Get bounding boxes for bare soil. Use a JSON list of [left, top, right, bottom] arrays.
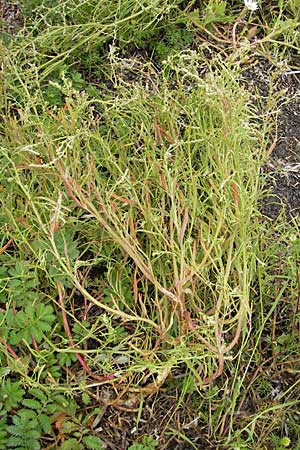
[[0, 0, 23, 35], [242, 58, 300, 219]]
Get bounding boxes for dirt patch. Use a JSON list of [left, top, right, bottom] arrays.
[[0, 0, 23, 35], [85, 384, 211, 450], [242, 58, 300, 219], [265, 70, 300, 219]]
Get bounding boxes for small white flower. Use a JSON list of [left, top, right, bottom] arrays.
[[244, 0, 258, 11]]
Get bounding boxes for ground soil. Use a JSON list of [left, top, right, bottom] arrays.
[[0, 0, 23, 35], [242, 58, 300, 219]]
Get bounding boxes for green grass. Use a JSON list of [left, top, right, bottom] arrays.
[[1, 1, 300, 449]]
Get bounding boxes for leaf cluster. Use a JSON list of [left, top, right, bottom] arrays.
[[0, 380, 104, 449]]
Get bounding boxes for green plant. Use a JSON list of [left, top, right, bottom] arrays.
[[0, 261, 40, 308], [59, 436, 104, 450], [0, 381, 25, 411], [10, 0, 191, 89], [9, 304, 55, 345], [42, 69, 87, 106], [152, 26, 194, 61], [31, 228, 79, 287], [187, 0, 232, 29], [0, 378, 105, 449], [128, 436, 158, 450], [271, 435, 291, 449], [0, 416, 8, 450], [1, 1, 300, 448], [6, 409, 42, 450]]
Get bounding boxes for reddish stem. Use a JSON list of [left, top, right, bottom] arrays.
[[31, 335, 39, 352], [0, 238, 13, 255], [1, 338, 20, 360], [57, 283, 112, 382]]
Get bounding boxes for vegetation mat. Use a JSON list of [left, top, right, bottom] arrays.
[[0, 1, 300, 449]]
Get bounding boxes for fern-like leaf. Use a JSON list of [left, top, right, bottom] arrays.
[[28, 388, 47, 403], [0, 416, 8, 450], [59, 438, 83, 450], [38, 413, 51, 434], [7, 409, 41, 450], [0, 381, 24, 410], [82, 435, 104, 450], [22, 399, 42, 410], [9, 304, 55, 345]]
